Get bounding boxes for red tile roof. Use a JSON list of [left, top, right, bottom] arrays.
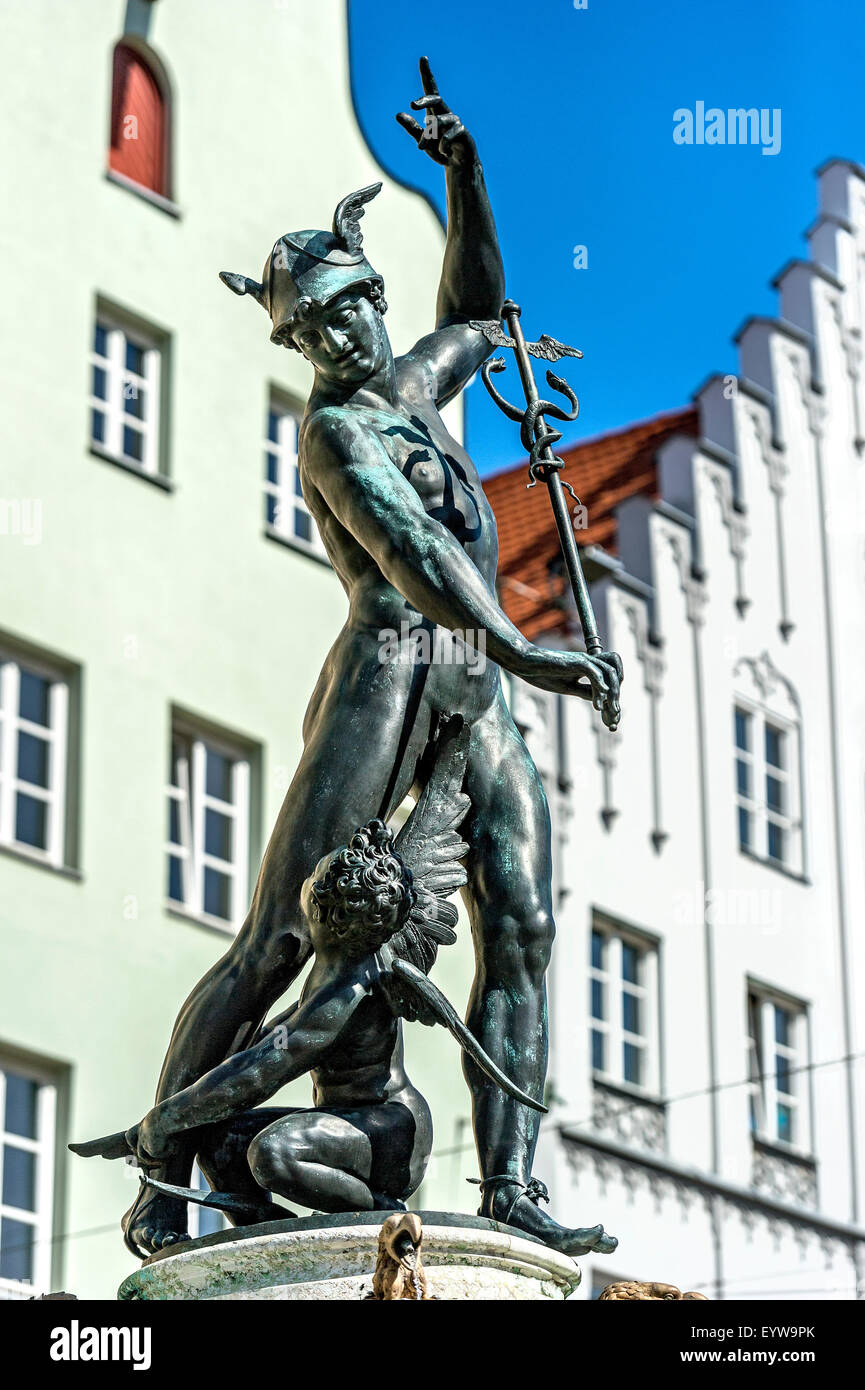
[[484, 407, 699, 640]]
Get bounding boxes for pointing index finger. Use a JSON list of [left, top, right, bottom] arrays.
[[419, 55, 439, 95]]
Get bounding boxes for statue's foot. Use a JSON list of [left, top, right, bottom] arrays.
[[480, 1179, 617, 1258], [121, 1186, 189, 1259]]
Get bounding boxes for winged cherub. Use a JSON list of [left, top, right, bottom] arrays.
[[73, 719, 546, 1250]]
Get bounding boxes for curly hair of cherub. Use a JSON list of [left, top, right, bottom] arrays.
[[310, 819, 415, 957]]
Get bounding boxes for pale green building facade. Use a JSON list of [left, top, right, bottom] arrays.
[[0, 0, 475, 1299]]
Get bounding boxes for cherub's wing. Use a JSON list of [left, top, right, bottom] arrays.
[[388, 960, 546, 1114], [468, 319, 515, 350], [392, 715, 470, 973], [525, 334, 583, 362]]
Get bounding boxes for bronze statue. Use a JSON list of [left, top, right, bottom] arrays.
[[74, 58, 622, 1261]]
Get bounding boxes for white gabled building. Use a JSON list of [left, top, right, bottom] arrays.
[[487, 158, 865, 1301]]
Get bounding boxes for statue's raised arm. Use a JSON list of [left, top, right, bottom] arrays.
[[396, 57, 505, 408]]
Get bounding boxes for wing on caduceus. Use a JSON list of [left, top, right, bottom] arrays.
[[525, 334, 583, 362], [380, 714, 547, 1114]]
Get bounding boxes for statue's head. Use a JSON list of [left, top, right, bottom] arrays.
[[301, 820, 415, 959], [220, 184, 389, 384]]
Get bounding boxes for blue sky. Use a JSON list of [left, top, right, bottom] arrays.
[[348, 0, 865, 476]]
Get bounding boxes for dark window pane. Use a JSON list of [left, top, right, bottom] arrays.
[[294, 509, 312, 544], [167, 855, 184, 903], [17, 733, 49, 789], [776, 1055, 791, 1095], [766, 774, 784, 814], [203, 867, 231, 920], [122, 425, 144, 462], [590, 930, 603, 970], [590, 979, 604, 1021], [774, 1007, 790, 1047], [265, 451, 279, 485], [749, 1093, 759, 1133], [265, 493, 280, 527], [267, 410, 279, 444], [768, 821, 785, 862], [591, 1029, 605, 1072], [123, 381, 145, 419], [205, 808, 232, 861], [4, 1074, 38, 1138], [736, 758, 749, 797], [294, 469, 304, 499], [765, 724, 784, 769], [15, 794, 47, 850], [91, 407, 106, 444], [0, 1216, 34, 1283], [19, 671, 50, 726], [623, 992, 641, 1036], [168, 799, 181, 844], [125, 339, 146, 375], [621, 943, 639, 984], [734, 708, 750, 751], [2, 1146, 36, 1211], [93, 322, 108, 357], [205, 749, 232, 802], [623, 1042, 643, 1086], [91, 364, 107, 399], [777, 1103, 793, 1143], [738, 806, 751, 850]]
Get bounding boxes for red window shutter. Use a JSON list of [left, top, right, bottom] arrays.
[[109, 44, 166, 197]]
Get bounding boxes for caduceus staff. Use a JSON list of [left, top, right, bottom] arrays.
[[471, 300, 620, 730]]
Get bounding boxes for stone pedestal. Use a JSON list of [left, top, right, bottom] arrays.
[[118, 1211, 580, 1301]]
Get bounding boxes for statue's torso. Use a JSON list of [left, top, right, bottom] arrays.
[[299, 381, 502, 719]]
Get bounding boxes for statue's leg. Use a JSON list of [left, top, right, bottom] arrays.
[[247, 1100, 427, 1213], [195, 1108, 292, 1221], [123, 652, 434, 1255], [461, 693, 617, 1258]]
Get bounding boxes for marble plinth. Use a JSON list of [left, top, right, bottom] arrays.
[[118, 1211, 580, 1301]]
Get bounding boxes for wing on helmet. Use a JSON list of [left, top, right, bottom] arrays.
[[387, 959, 546, 1114], [332, 182, 383, 255]]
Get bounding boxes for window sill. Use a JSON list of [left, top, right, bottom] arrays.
[[105, 169, 181, 219], [738, 846, 810, 884], [752, 1134, 816, 1167], [165, 902, 238, 938], [0, 839, 82, 881], [592, 1075, 666, 1110], [89, 444, 174, 491], [263, 525, 331, 568]]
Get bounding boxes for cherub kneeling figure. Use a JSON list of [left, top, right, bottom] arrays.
[[74, 720, 543, 1245]]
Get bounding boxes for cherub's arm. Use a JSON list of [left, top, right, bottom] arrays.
[[134, 970, 369, 1160]]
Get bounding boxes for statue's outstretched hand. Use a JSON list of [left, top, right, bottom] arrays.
[[396, 56, 476, 167], [126, 1109, 176, 1168]]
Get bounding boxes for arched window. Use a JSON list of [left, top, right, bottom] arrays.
[[733, 652, 804, 875], [108, 42, 168, 198]]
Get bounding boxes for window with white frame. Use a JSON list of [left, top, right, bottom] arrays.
[[90, 313, 162, 475], [188, 1161, 228, 1240], [733, 656, 803, 873], [0, 1058, 57, 1298], [0, 655, 68, 867], [263, 398, 326, 559], [747, 987, 810, 1151], [166, 724, 250, 928], [589, 920, 660, 1093]]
